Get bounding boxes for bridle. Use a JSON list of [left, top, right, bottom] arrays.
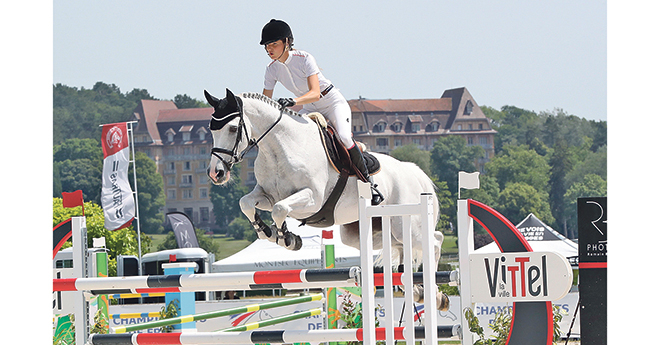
[[209, 99, 285, 170]]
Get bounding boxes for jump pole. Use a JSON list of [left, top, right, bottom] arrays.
[[112, 293, 324, 334], [219, 307, 323, 332], [53, 267, 360, 293], [89, 325, 459, 345]]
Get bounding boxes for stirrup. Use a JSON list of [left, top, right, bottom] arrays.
[[369, 178, 384, 205]]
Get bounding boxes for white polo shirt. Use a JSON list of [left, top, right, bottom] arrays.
[[264, 50, 333, 98]]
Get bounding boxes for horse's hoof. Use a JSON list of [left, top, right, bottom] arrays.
[[277, 232, 303, 251], [438, 292, 450, 311]]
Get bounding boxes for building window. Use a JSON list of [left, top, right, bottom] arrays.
[[391, 122, 402, 133], [411, 123, 421, 133], [167, 162, 175, 171], [200, 207, 210, 222], [182, 132, 191, 141], [184, 208, 193, 219], [480, 136, 489, 145], [197, 127, 208, 140], [412, 138, 421, 146], [167, 189, 177, 200], [479, 123, 484, 130], [182, 190, 193, 199], [464, 100, 473, 115], [467, 137, 474, 145], [376, 138, 388, 148], [167, 176, 176, 186], [373, 121, 387, 133], [394, 139, 402, 147], [427, 121, 440, 132], [183, 161, 191, 171], [199, 188, 208, 199], [181, 174, 193, 186], [166, 129, 176, 142]]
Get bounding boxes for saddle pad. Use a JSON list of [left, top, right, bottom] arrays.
[[311, 115, 380, 176]]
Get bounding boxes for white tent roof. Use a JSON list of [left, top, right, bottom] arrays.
[[212, 218, 371, 273], [474, 213, 579, 266]]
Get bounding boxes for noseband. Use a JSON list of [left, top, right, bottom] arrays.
[[210, 103, 285, 170]]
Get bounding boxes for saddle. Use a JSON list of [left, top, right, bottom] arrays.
[[299, 114, 380, 227], [309, 113, 381, 178]]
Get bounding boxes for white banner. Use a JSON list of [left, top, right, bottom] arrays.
[[469, 251, 573, 303], [101, 123, 135, 231]]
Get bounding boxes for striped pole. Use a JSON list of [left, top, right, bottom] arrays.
[[112, 293, 324, 334], [321, 229, 339, 345], [108, 293, 166, 299], [111, 312, 161, 320], [219, 308, 322, 332], [54, 267, 359, 294], [72, 270, 457, 296], [89, 325, 460, 345]]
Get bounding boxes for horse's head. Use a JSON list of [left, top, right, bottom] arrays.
[[204, 89, 250, 185]]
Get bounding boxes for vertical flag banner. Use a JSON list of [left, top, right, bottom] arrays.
[[166, 212, 200, 248], [101, 123, 136, 230]]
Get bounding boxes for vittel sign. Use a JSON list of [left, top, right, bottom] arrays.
[[469, 251, 573, 303]]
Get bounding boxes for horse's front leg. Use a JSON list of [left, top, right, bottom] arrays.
[[239, 185, 276, 241], [270, 188, 316, 251]]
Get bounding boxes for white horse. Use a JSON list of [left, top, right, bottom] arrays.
[[205, 89, 447, 309]]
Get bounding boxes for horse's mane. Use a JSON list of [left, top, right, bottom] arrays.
[[239, 92, 303, 118]]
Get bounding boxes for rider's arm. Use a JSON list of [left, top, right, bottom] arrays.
[[263, 89, 274, 99], [292, 73, 321, 105]]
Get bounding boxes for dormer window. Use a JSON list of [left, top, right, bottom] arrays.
[[427, 121, 440, 132], [179, 125, 193, 142], [391, 122, 403, 133], [464, 100, 473, 115], [165, 128, 176, 142], [197, 127, 208, 140], [373, 121, 387, 133]]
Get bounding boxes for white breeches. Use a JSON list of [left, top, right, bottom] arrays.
[[300, 89, 354, 148]]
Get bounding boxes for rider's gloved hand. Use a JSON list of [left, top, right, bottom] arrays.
[[277, 98, 296, 108]]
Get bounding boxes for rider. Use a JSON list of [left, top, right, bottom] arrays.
[[260, 19, 383, 205]]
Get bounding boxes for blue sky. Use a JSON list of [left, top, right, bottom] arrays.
[[53, 1, 607, 121]]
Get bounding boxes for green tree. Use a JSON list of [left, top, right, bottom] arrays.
[[548, 139, 576, 235], [485, 144, 550, 193], [390, 144, 431, 175], [563, 174, 607, 239], [174, 94, 207, 109], [129, 152, 166, 234], [430, 135, 484, 196], [53, 138, 104, 203], [565, 145, 607, 187], [497, 182, 554, 226], [54, 198, 151, 276], [157, 228, 220, 258]]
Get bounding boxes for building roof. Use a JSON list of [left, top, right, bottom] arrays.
[[158, 107, 214, 122], [349, 98, 452, 113], [133, 100, 178, 144], [350, 87, 494, 135]]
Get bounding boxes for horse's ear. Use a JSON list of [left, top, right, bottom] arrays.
[[225, 88, 238, 109], [204, 90, 220, 108]]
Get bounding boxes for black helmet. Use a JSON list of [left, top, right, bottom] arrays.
[[260, 19, 293, 45]]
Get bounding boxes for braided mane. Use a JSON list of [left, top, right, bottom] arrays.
[[239, 92, 303, 118]]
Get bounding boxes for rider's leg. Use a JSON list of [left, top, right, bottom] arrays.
[[321, 96, 384, 205]]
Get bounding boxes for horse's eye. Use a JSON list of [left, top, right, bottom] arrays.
[[228, 125, 238, 133]]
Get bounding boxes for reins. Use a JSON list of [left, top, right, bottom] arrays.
[[210, 103, 285, 167]]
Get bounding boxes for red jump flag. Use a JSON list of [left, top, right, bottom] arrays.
[[62, 190, 85, 215]]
